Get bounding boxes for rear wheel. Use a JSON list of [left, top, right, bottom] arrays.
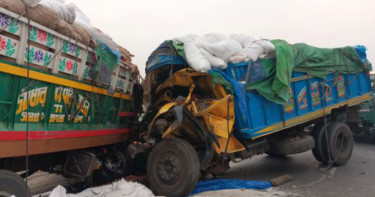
[[327, 122, 353, 166], [267, 135, 315, 156], [312, 123, 329, 163], [147, 138, 200, 196], [312, 122, 353, 166], [0, 170, 30, 197]]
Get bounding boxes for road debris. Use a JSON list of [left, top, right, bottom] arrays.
[[49, 179, 154, 197], [269, 175, 293, 187]]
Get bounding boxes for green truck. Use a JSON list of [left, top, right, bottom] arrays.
[[349, 74, 375, 141], [0, 5, 139, 196]]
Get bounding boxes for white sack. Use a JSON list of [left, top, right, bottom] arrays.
[[49, 179, 154, 197], [184, 42, 211, 72], [200, 48, 226, 69], [40, 0, 76, 24], [255, 40, 275, 54], [174, 34, 200, 43], [193, 39, 210, 48], [230, 34, 255, 48], [71, 3, 117, 52], [207, 39, 243, 61], [242, 40, 275, 61], [71, 3, 91, 28], [229, 53, 247, 64], [204, 33, 228, 43], [22, 0, 41, 7], [242, 43, 264, 61]]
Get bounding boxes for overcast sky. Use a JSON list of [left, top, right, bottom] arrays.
[[68, 0, 375, 77]]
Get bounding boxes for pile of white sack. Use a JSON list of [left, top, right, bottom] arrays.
[[49, 179, 154, 197], [174, 33, 275, 72], [23, 0, 119, 52]]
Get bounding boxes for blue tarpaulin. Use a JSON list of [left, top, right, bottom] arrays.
[[208, 69, 249, 128], [189, 179, 271, 195], [355, 45, 370, 64]]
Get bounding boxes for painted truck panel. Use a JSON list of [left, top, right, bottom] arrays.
[[226, 62, 372, 139], [0, 9, 137, 158]]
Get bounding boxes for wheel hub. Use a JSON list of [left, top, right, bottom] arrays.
[[104, 152, 125, 173], [157, 152, 181, 184]]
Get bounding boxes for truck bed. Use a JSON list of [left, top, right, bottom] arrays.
[[226, 62, 372, 139]]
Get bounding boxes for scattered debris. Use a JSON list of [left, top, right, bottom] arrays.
[[270, 175, 293, 187], [192, 188, 294, 197], [49, 179, 154, 197], [125, 175, 147, 183], [189, 179, 271, 196]]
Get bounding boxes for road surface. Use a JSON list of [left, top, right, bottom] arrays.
[[223, 137, 375, 197]]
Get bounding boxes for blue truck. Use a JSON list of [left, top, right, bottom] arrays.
[[139, 40, 372, 196]]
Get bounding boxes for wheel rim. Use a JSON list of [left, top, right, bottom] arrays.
[[157, 152, 182, 184]]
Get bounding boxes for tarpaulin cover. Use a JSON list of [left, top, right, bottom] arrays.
[[94, 45, 117, 90], [172, 40, 186, 60], [146, 41, 186, 73], [189, 179, 271, 195], [246, 40, 372, 104], [94, 45, 117, 71], [208, 69, 249, 129], [355, 45, 370, 64]]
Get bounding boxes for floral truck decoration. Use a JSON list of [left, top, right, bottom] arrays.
[[0, 1, 140, 195]]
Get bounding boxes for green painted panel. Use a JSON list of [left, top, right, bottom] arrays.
[[13, 78, 49, 131], [0, 73, 132, 132], [0, 72, 14, 130]]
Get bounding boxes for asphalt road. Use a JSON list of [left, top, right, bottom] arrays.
[[223, 137, 375, 197]]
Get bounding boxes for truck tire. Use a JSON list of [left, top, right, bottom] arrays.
[[0, 170, 31, 197], [147, 138, 200, 196], [311, 123, 329, 163], [267, 135, 315, 155], [326, 122, 353, 166]]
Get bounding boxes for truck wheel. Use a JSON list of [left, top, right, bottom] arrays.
[[0, 170, 31, 197], [326, 122, 353, 166], [312, 123, 329, 163], [267, 135, 315, 155], [147, 138, 200, 196]]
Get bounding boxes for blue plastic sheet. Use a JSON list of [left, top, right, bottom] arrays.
[[245, 60, 267, 84], [98, 40, 121, 64], [355, 45, 369, 64], [189, 179, 271, 195], [208, 69, 249, 127]]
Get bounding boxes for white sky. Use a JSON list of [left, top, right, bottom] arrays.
[[69, 0, 375, 77]]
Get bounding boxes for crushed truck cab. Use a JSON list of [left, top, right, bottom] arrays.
[[139, 39, 372, 196]]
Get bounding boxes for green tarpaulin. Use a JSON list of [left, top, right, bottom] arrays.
[[94, 45, 117, 72], [172, 41, 186, 60], [94, 45, 117, 86], [246, 40, 372, 104]]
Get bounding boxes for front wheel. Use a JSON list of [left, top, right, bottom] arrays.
[[147, 138, 200, 196]]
